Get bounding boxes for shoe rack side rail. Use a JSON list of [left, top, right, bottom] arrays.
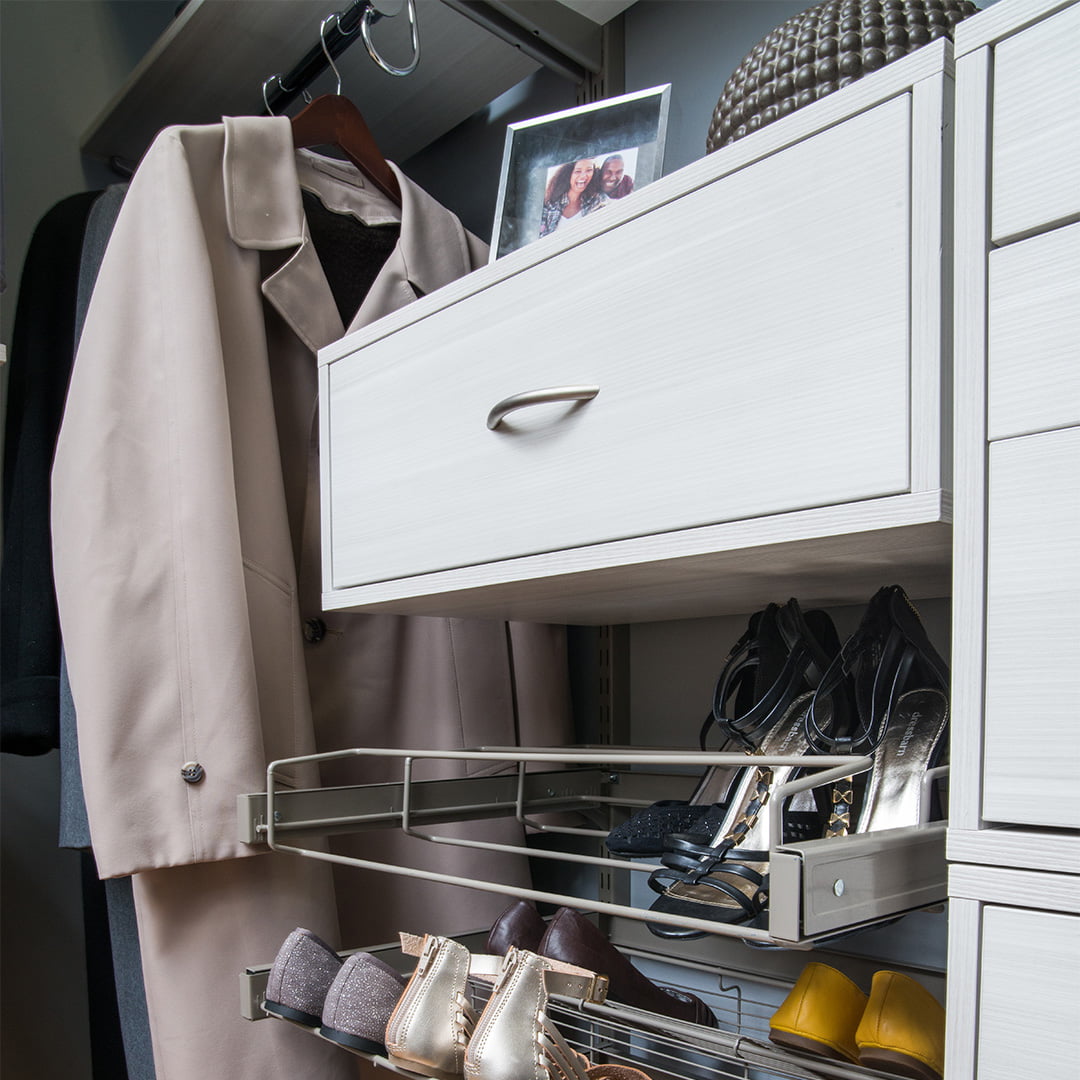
[[239, 745, 949, 947]]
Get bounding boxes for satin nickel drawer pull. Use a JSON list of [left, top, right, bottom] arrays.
[[486, 385, 600, 430]]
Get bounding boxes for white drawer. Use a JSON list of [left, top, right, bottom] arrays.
[[324, 96, 915, 592], [984, 427, 1080, 829], [991, 0, 1080, 243], [987, 221, 1080, 440], [977, 906, 1079, 1078]]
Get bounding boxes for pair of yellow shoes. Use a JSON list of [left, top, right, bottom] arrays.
[[768, 963, 945, 1080]]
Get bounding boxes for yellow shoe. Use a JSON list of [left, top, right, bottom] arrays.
[[855, 970, 945, 1080], [768, 962, 867, 1064]]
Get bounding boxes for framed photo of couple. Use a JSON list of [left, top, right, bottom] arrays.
[[489, 84, 671, 263]]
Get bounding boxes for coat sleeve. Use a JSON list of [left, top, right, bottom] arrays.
[[52, 126, 313, 877]]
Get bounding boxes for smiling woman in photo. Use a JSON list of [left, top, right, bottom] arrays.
[[538, 158, 608, 237]]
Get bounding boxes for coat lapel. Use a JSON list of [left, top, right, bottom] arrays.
[[221, 115, 484, 351]]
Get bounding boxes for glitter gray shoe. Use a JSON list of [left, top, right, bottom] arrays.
[[318, 951, 409, 1056], [263, 927, 342, 1028]]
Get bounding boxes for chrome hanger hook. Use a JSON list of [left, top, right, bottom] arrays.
[[320, 12, 347, 95], [362, 0, 420, 78], [262, 74, 287, 115], [262, 73, 311, 114]]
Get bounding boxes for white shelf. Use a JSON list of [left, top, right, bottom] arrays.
[[80, 0, 605, 168]]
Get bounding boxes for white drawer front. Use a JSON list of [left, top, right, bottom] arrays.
[[991, 0, 1080, 243], [988, 221, 1080, 440], [977, 906, 1079, 1078], [984, 428, 1080, 829], [326, 96, 913, 589]]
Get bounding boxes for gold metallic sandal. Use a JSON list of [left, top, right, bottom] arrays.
[[384, 933, 502, 1080]]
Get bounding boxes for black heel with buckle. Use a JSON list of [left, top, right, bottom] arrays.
[[641, 600, 843, 936], [805, 584, 950, 837], [606, 600, 840, 858]]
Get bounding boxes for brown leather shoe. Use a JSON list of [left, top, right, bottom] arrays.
[[539, 907, 717, 1029], [486, 899, 547, 956]]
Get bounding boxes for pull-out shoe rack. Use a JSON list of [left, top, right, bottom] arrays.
[[238, 746, 947, 1080], [240, 927, 944, 1080], [238, 745, 947, 947]]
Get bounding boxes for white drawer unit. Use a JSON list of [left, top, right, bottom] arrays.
[[987, 221, 1080, 440], [329, 97, 911, 585], [983, 427, 1080, 829], [319, 46, 954, 624], [990, 0, 1080, 244], [952, 5, 1080, 1077], [947, 864, 1080, 1079], [977, 906, 1080, 1078]]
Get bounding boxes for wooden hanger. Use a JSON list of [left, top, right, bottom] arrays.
[[287, 11, 402, 206], [291, 93, 401, 205]]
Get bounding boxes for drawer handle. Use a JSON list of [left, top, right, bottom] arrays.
[[486, 385, 600, 430]]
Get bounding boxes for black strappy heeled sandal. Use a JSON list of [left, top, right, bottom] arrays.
[[606, 600, 839, 857], [804, 584, 950, 837], [641, 601, 843, 936], [643, 691, 829, 935]]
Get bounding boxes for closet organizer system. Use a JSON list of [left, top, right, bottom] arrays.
[[82, 1, 1079, 1079], [246, 25, 959, 1080]]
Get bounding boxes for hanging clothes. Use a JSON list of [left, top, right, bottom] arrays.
[[51, 116, 572, 1080], [2, 190, 99, 755]]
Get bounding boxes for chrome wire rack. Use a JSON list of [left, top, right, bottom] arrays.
[[239, 744, 948, 948]]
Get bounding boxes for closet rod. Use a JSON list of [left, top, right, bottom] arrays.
[[264, 0, 379, 114], [264, 0, 595, 116]]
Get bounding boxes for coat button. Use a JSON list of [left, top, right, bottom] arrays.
[[181, 762, 205, 784], [302, 617, 327, 644]]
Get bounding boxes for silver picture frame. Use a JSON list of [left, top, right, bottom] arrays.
[[489, 84, 671, 263]]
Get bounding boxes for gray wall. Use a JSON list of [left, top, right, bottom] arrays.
[[405, 1, 808, 241], [624, 0, 807, 171]]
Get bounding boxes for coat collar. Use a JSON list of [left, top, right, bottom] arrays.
[[221, 115, 479, 352]]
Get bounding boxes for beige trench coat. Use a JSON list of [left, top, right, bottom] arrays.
[[52, 117, 571, 1079]]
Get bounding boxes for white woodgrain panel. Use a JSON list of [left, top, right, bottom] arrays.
[[978, 907, 1080, 1079], [321, 492, 950, 622], [950, 47, 992, 833], [954, 0, 1077, 57], [984, 428, 1080, 828], [944, 898, 981, 1080], [910, 72, 951, 493], [991, 1, 1080, 243], [950, 864, 1080, 912], [326, 96, 913, 590], [949, 827, 1080, 875], [988, 222, 1080, 440]]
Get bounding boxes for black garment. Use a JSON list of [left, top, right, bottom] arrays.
[[1, 191, 100, 755], [301, 188, 400, 323]]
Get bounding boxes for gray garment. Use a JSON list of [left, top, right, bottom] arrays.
[[57, 182, 154, 1080], [59, 182, 128, 848], [58, 649, 91, 848], [105, 876, 156, 1080]]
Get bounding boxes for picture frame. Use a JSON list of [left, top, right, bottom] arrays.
[[489, 84, 671, 263]]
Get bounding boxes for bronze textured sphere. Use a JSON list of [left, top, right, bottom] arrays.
[[707, 0, 980, 152]]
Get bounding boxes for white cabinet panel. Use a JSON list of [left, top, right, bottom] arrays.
[[984, 428, 1080, 828], [988, 222, 1080, 440], [991, 0, 1080, 242], [977, 906, 1080, 1078], [326, 96, 912, 590]]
